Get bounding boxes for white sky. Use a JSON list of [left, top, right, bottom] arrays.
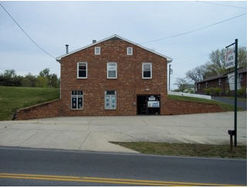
[[0, 1, 247, 89]]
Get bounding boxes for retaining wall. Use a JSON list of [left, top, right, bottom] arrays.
[[14, 99, 61, 120], [14, 98, 224, 120]]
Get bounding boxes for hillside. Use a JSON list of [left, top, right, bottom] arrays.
[[0, 86, 59, 120]]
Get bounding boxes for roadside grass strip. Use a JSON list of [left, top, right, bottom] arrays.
[[0, 173, 240, 186], [112, 142, 246, 159]]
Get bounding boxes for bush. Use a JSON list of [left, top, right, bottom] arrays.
[[225, 89, 231, 96], [237, 88, 246, 97], [204, 87, 222, 96]]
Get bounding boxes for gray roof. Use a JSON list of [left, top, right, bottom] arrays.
[[196, 67, 247, 84]]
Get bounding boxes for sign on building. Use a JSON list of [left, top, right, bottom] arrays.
[[227, 72, 241, 91], [147, 101, 160, 108], [225, 48, 235, 69]]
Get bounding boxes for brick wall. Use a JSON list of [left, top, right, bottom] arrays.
[[164, 98, 223, 115], [59, 37, 168, 116], [14, 97, 224, 120], [14, 99, 61, 120]]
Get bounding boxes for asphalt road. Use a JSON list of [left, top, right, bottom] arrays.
[[0, 146, 246, 185], [212, 96, 247, 110]]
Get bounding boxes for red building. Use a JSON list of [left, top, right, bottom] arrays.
[[56, 35, 172, 115], [195, 68, 247, 96]]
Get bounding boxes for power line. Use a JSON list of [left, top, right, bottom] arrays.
[[0, 3, 56, 60], [198, 1, 246, 10], [142, 13, 246, 44]]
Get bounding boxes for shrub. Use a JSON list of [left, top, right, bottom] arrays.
[[204, 87, 222, 96], [204, 88, 210, 95], [225, 89, 231, 96], [237, 88, 246, 97]]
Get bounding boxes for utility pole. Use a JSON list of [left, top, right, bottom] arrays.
[[169, 64, 172, 91], [234, 39, 238, 147]]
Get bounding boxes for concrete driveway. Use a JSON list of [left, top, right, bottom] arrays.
[[0, 112, 246, 153]]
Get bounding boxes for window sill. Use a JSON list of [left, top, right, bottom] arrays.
[[77, 77, 88, 79], [71, 108, 83, 110], [107, 78, 118, 79], [142, 77, 152, 80]]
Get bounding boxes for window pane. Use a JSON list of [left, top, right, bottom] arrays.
[[78, 97, 82, 109], [108, 70, 116, 78], [144, 71, 151, 77], [106, 90, 115, 95], [72, 97, 77, 109], [105, 91, 116, 109], [105, 96, 110, 109], [144, 64, 150, 71], [79, 65, 86, 70], [78, 63, 87, 78], [95, 47, 100, 54], [108, 64, 116, 70], [79, 70, 86, 77], [111, 95, 116, 109]]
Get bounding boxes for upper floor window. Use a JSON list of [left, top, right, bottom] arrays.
[[95, 47, 101, 55], [71, 90, 83, 110], [142, 63, 152, 79], [107, 62, 117, 79], [77, 62, 88, 79], [127, 47, 133, 55], [105, 90, 116, 110]]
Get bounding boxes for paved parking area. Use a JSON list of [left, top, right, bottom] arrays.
[[0, 112, 246, 153], [212, 97, 247, 110]]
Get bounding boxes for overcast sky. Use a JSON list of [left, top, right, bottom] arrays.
[[0, 1, 247, 89]]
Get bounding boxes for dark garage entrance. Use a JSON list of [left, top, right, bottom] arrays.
[[137, 95, 160, 115]]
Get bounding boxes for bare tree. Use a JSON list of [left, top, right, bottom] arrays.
[[174, 78, 191, 92], [186, 47, 247, 83]]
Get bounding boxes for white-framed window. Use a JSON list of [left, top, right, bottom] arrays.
[[127, 47, 133, 55], [107, 62, 117, 79], [95, 47, 101, 55], [77, 62, 88, 79], [218, 79, 222, 86], [142, 62, 152, 79], [71, 90, 83, 110], [105, 90, 116, 110], [205, 82, 208, 88]]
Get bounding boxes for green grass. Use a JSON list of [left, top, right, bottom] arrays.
[[112, 142, 246, 159], [0, 86, 60, 120], [222, 96, 247, 102], [168, 95, 242, 111]]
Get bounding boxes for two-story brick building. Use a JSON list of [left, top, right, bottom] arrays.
[[56, 35, 172, 115]]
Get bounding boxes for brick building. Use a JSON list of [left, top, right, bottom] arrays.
[[195, 68, 247, 96], [56, 35, 172, 115]]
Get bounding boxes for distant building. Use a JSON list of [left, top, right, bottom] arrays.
[[195, 68, 247, 96]]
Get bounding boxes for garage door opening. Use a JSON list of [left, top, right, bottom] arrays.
[[137, 95, 160, 115]]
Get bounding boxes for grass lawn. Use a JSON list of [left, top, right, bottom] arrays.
[[0, 86, 60, 120], [223, 96, 247, 102], [168, 95, 242, 111], [112, 142, 246, 159]]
